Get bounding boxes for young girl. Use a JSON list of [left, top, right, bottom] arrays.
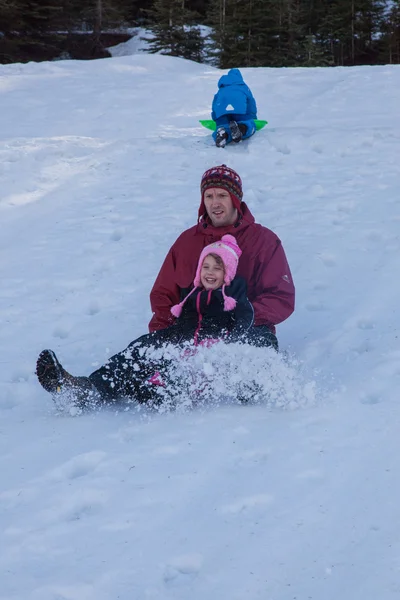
[[36, 235, 274, 409], [168, 234, 253, 343]]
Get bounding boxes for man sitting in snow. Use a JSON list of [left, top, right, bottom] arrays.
[[35, 164, 294, 410], [211, 68, 258, 148], [149, 164, 295, 348]]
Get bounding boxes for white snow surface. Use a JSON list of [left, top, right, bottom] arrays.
[[1, 54, 400, 599], [108, 28, 154, 57]]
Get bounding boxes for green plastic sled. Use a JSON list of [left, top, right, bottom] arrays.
[[199, 119, 268, 131]]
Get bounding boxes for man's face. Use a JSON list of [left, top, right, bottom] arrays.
[[203, 187, 238, 227]]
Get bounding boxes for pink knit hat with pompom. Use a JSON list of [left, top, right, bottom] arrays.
[[171, 235, 242, 318]]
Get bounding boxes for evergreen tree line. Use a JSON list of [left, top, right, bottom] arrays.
[[150, 0, 400, 67], [0, 0, 399, 66], [0, 0, 140, 36], [0, 0, 142, 62]]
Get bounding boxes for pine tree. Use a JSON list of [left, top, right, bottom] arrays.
[[318, 0, 351, 65], [299, 0, 339, 65], [319, 0, 388, 66], [207, 0, 335, 67], [353, 0, 386, 63], [301, 33, 334, 66], [207, 0, 284, 67], [0, 0, 20, 35], [1, 0, 394, 65], [147, 0, 204, 61], [72, 0, 132, 34], [12, 0, 63, 33], [381, 0, 400, 63]]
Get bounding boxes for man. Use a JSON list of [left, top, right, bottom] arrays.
[[150, 164, 295, 348], [35, 164, 294, 408]]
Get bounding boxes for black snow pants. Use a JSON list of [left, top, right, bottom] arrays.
[[88, 325, 278, 404], [89, 327, 184, 403]]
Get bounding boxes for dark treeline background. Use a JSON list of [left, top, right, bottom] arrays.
[[0, 0, 399, 66]]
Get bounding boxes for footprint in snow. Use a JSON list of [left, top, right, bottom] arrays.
[[360, 392, 381, 405], [163, 553, 203, 583], [0, 392, 19, 410], [52, 326, 70, 339], [10, 368, 30, 383], [220, 493, 273, 514], [110, 229, 123, 242], [86, 300, 100, 316], [311, 142, 323, 154], [364, 230, 383, 243], [295, 164, 317, 175], [331, 216, 346, 227], [351, 339, 373, 355], [337, 200, 356, 214], [313, 282, 329, 291], [305, 299, 326, 312], [275, 143, 291, 155], [295, 468, 324, 481], [356, 318, 375, 330], [152, 445, 181, 456], [31, 582, 95, 600], [310, 184, 325, 198], [232, 426, 250, 435], [361, 137, 375, 148], [47, 451, 107, 482], [319, 253, 337, 267], [40, 489, 107, 524], [234, 449, 270, 467]]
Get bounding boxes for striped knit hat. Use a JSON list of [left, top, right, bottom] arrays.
[[199, 164, 243, 220]]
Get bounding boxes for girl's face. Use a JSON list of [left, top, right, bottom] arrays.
[[200, 254, 225, 290]]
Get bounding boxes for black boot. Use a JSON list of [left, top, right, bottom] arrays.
[[216, 127, 229, 148], [229, 120, 242, 143], [36, 349, 101, 409]]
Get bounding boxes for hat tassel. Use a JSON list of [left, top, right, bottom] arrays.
[[170, 303, 183, 318], [222, 284, 237, 311], [171, 286, 198, 318]]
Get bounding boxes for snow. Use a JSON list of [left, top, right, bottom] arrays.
[[1, 54, 400, 599], [108, 26, 215, 63], [108, 28, 154, 57]]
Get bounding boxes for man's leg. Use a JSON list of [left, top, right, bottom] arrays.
[[36, 349, 101, 409], [89, 328, 182, 402], [233, 325, 278, 403], [239, 325, 279, 351]]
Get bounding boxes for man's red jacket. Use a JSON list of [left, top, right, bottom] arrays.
[[149, 203, 295, 334]]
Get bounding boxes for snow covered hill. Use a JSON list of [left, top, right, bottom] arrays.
[[1, 55, 400, 599]]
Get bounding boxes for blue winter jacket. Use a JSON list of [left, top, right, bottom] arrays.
[[211, 68, 257, 121]]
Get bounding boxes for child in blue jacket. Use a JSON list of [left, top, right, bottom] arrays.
[[211, 68, 258, 148]]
